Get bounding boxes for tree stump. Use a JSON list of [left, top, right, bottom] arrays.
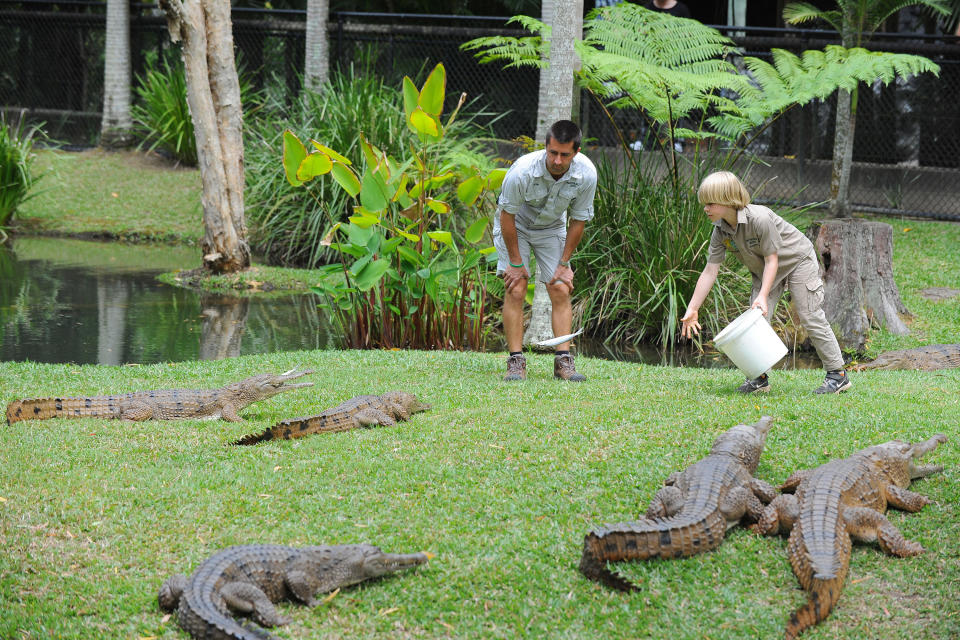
[[523, 267, 555, 349], [805, 219, 911, 351]]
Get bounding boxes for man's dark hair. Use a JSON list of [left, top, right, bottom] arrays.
[[545, 120, 582, 152]]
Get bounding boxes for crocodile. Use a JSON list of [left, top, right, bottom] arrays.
[[5, 369, 313, 424], [158, 543, 431, 640], [853, 343, 960, 371], [232, 391, 430, 445], [753, 434, 947, 639], [579, 416, 777, 590]]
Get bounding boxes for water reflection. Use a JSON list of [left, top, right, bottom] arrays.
[[0, 237, 337, 365], [0, 237, 823, 369]]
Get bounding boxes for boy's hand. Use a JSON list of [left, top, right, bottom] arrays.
[[750, 297, 769, 317], [680, 309, 701, 339]]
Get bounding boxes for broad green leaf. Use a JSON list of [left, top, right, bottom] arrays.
[[457, 175, 485, 205], [397, 245, 424, 265], [329, 242, 364, 258], [427, 231, 453, 247], [282, 129, 306, 187], [486, 168, 508, 191], [479, 246, 497, 255], [360, 136, 380, 170], [350, 252, 373, 277], [409, 107, 440, 137], [461, 250, 482, 271], [297, 152, 333, 181], [360, 170, 390, 212], [381, 236, 404, 255], [402, 76, 419, 131], [465, 217, 489, 244], [348, 213, 381, 228], [331, 162, 361, 197], [397, 230, 420, 242], [416, 267, 432, 279], [354, 258, 391, 291], [419, 63, 446, 116], [308, 140, 352, 164], [425, 198, 451, 214], [347, 222, 373, 247]]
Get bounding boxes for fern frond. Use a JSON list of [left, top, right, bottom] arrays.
[[460, 15, 550, 69], [783, 2, 843, 32]]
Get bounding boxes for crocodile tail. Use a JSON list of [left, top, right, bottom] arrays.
[[580, 508, 727, 590], [784, 574, 845, 640], [6, 398, 66, 423], [177, 593, 276, 640], [232, 428, 273, 446]]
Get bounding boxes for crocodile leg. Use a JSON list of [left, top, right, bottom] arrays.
[[219, 403, 243, 423], [354, 408, 396, 427], [646, 485, 683, 518], [885, 485, 932, 512], [719, 486, 765, 524], [220, 581, 292, 627], [119, 400, 156, 421], [749, 478, 779, 503], [842, 506, 925, 556], [751, 494, 799, 536], [386, 401, 410, 421], [779, 469, 811, 493]]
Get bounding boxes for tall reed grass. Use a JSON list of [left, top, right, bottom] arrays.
[[574, 152, 751, 349], [0, 114, 42, 238]]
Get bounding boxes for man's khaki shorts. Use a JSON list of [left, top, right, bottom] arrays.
[[493, 226, 566, 284]]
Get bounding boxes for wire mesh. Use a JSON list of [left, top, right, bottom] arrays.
[[1, 3, 958, 218]]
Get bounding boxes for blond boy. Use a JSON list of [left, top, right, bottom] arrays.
[[680, 171, 851, 394]]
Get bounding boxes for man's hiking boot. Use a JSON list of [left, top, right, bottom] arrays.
[[554, 353, 586, 382], [504, 354, 527, 381], [736, 373, 770, 394], [814, 369, 852, 394]]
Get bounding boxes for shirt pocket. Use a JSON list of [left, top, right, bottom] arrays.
[[526, 183, 550, 209], [555, 181, 580, 212]]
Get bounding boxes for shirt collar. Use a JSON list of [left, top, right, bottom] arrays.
[[713, 206, 747, 232]]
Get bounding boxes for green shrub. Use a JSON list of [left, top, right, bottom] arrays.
[[131, 54, 197, 166], [132, 53, 259, 167], [0, 115, 42, 238], [244, 61, 502, 268], [574, 154, 752, 349]]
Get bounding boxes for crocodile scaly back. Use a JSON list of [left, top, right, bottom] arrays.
[[579, 416, 776, 591], [754, 434, 947, 639], [232, 392, 430, 445]]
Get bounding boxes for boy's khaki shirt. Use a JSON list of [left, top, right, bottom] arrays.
[[707, 204, 818, 284]]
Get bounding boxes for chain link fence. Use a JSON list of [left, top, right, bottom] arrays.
[[2, 3, 959, 219]]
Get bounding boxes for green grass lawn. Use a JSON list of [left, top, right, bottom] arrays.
[[1, 353, 957, 639], [16, 148, 203, 244]]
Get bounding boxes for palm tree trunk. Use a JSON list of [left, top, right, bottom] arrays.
[[527, 0, 583, 346], [100, 0, 133, 148], [304, 0, 330, 92], [828, 88, 856, 218]]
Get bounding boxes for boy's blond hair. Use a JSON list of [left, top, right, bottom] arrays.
[[697, 171, 750, 209]]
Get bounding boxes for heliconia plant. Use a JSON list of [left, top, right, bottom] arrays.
[[281, 63, 507, 350]]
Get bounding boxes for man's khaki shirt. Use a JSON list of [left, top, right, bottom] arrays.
[[707, 204, 818, 284]]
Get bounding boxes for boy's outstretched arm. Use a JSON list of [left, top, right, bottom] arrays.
[[681, 262, 721, 338], [750, 253, 778, 316]]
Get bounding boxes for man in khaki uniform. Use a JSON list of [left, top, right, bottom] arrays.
[[681, 171, 851, 394]]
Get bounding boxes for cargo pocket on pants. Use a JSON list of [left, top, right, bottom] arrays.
[[804, 278, 825, 315]]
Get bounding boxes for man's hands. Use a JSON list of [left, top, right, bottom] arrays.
[[680, 308, 701, 339], [503, 264, 529, 294], [549, 264, 574, 294]]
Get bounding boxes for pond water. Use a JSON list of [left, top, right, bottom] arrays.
[[0, 237, 821, 369]]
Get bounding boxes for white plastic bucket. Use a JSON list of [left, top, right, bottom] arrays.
[[713, 308, 788, 379]]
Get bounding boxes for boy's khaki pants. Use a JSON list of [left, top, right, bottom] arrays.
[[751, 257, 845, 371]]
